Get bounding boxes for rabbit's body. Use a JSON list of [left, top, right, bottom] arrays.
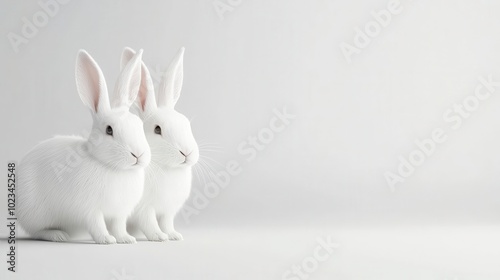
[[129, 164, 192, 241], [144, 166, 191, 214], [122, 47, 198, 241], [17, 49, 149, 244], [18, 136, 144, 242]]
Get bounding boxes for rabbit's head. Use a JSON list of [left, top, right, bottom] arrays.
[[121, 47, 199, 169], [76, 49, 151, 170]]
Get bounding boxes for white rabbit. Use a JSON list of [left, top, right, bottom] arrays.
[[122, 47, 199, 241], [17, 49, 151, 244]]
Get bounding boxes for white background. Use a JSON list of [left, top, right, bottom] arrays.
[[1, 0, 500, 279]]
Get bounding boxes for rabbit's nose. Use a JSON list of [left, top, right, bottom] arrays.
[[179, 150, 190, 164], [179, 150, 192, 157], [131, 152, 146, 159], [131, 153, 138, 164], [131, 152, 145, 164]]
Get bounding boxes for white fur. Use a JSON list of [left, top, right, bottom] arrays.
[[17, 49, 151, 244], [122, 47, 199, 241]]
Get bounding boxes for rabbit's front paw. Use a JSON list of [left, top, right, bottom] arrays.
[[167, 231, 183, 241], [115, 234, 137, 244], [95, 235, 117, 244], [145, 231, 169, 242]]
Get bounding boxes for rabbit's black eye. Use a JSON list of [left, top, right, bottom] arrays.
[[106, 126, 113, 136], [154, 125, 162, 135]]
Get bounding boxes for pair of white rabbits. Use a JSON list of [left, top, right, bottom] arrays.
[[17, 47, 198, 244]]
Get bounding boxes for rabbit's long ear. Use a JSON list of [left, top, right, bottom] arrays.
[[75, 50, 110, 114], [158, 47, 185, 108], [110, 49, 143, 109], [121, 47, 157, 115], [120, 47, 136, 71]]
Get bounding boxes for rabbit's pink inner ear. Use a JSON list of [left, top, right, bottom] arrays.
[[137, 63, 156, 112], [92, 80, 110, 113], [75, 50, 110, 114], [138, 82, 148, 111]]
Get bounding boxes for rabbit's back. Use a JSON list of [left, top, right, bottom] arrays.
[[18, 136, 101, 234]]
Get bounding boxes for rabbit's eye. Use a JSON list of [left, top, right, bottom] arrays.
[[154, 125, 162, 135], [106, 126, 113, 136]]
